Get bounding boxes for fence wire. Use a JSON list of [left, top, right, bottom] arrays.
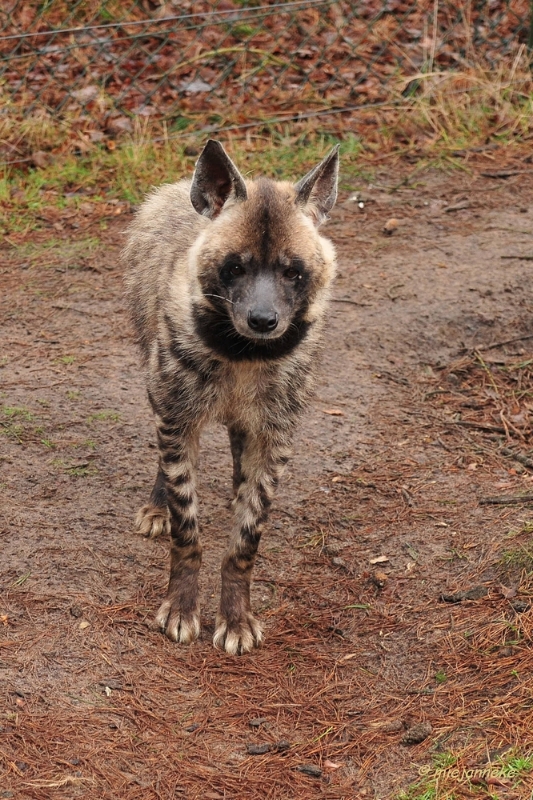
[[0, 1, 530, 136]]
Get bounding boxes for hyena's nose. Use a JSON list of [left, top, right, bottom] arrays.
[[247, 308, 279, 333]]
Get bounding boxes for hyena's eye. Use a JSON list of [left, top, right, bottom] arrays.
[[228, 262, 244, 277], [220, 259, 245, 284], [283, 266, 301, 281]]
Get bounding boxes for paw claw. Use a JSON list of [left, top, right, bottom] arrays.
[[213, 614, 264, 655], [156, 600, 200, 644], [135, 504, 170, 538]]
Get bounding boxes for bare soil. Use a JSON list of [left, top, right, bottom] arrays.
[[1, 159, 533, 799]]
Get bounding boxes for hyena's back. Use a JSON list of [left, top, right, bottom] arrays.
[[124, 180, 206, 358]]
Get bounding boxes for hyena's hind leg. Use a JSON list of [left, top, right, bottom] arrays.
[[135, 465, 171, 539], [214, 428, 292, 655]]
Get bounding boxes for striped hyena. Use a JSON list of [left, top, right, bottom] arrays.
[[124, 140, 339, 654]]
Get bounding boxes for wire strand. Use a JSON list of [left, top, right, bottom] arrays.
[[0, 0, 331, 43]]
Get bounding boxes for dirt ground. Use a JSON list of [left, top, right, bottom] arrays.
[[1, 157, 533, 800]]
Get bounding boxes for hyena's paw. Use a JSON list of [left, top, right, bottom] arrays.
[[155, 599, 200, 644], [213, 612, 264, 655], [135, 504, 170, 539]]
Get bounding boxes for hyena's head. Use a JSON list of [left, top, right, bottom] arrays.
[[189, 140, 339, 360]]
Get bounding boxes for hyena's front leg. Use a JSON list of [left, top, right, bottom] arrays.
[[152, 420, 202, 644], [228, 425, 245, 498], [214, 428, 292, 655], [135, 465, 170, 539]]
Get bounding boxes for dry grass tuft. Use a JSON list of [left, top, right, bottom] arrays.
[[384, 46, 533, 156]]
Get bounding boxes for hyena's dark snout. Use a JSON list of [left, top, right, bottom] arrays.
[[240, 273, 284, 336], [247, 307, 279, 333]]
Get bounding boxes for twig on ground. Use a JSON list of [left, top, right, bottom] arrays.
[[500, 447, 533, 470], [479, 334, 533, 351], [479, 494, 533, 505], [445, 421, 507, 434], [331, 298, 372, 307], [481, 170, 532, 178], [444, 200, 471, 212]]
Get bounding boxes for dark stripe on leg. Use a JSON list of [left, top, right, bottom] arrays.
[[149, 467, 167, 508], [240, 524, 261, 548], [229, 426, 246, 496]]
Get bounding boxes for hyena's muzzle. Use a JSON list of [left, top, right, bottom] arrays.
[[211, 254, 308, 341]]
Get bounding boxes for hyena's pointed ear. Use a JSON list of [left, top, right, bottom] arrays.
[[190, 140, 247, 219], [294, 144, 340, 225]]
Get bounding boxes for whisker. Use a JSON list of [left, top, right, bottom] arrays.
[[204, 293, 235, 306]]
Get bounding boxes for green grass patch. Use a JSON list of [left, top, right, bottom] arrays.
[[66, 464, 98, 477], [87, 410, 121, 423], [2, 406, 34, 421], [0, 406, 37, 443], [397, 748, 533, 799], [500, 542, 533, 574], [51, 458, 98, 477], [0, 130, 367, 234], [5, 237, 101, 268], [499, 750, 533, 778]]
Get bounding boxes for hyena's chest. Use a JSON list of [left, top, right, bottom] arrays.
[[211, 361, 275, 429]]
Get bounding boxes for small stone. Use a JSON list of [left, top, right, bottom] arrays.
[[297, 764, 322, 778], [249, 717, 268, 728], [401, 721, 432, 745], [440, 586, 488, 603], [322, 544, 340, 557], [381, 719, 405, 733], [331, 556, 346, 568], [247, 743, 271, 755], [275, 739, 290, 751], [70, 605, 83, 618], [184, 723, 200, 732]]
